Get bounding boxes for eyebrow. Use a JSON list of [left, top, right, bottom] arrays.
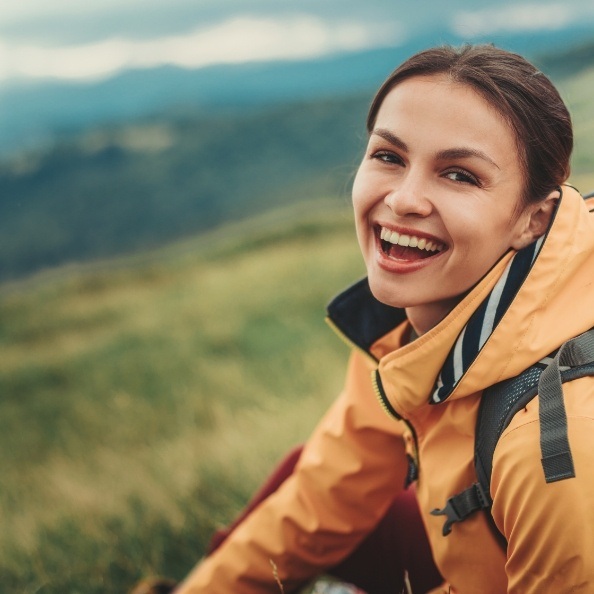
[[436, 148, 500, 170], [372, 128, 408, 152], [371, 128, 501, 170]]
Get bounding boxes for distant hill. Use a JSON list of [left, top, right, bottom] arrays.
[[535, 39, 594, 79], [1, 33, 593, 284], [0, 96, 369, 282]]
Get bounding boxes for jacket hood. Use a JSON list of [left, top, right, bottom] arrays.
[[327, 185, 594, 416]]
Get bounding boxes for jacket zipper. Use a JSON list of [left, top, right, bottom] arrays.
[[372, 369, 420, 486], [371, 368, 401, 420], [326, 315, 420, 484]]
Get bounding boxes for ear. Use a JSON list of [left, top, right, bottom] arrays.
[[511, 189, 559, 250]]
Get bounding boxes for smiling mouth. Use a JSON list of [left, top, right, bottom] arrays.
[[378, 226, 446, 261]]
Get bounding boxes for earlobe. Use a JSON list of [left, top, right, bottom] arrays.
[[511, 190, 559, 250]]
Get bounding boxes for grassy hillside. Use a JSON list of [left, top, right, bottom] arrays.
[[0, 201, 364, 593]]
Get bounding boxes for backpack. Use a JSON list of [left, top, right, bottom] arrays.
[[430, 329, 594, 540], [431, 190, 594, 543]]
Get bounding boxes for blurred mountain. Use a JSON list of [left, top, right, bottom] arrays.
[[1, 30, 593, 284], [1, 25, 593, 157], [534, 38, 594, 79], [0, 96, 369, 282]]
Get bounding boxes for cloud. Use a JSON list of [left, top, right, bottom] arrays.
[[0, 0, 151, 25], [0, 14, 404, 84], [451, 3, 575, 37]]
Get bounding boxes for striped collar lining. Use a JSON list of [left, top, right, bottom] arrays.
[[431, 235, 545, 404]]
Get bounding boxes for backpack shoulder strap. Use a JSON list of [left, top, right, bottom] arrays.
[[539, 329, 594, 481], [431, 328, 594, 538], [430, 363, 545, 536]]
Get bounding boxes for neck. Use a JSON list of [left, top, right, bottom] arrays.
[[405, 298, 461, 336]]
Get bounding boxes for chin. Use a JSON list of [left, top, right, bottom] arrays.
[[367, 278, 409, 309]]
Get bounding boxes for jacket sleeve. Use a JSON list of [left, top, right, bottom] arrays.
[[490, 377, 594, 593], [176, 350, 409, 594]]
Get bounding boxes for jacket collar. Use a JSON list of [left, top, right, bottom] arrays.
[[326, 277, 406, 362], [327, 186, 594, 416]]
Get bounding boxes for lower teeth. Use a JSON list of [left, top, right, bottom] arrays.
[[382, 241, 433, 260]]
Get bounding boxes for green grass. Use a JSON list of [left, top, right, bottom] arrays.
[[0, 201, 364, 593]]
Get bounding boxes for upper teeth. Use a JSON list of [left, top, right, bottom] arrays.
[[380, 227, 444, 252]]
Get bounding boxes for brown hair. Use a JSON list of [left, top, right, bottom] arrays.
[[367, 44, 573, 205]]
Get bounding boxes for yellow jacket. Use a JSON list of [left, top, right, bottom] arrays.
[[178, 186, 594, 593]]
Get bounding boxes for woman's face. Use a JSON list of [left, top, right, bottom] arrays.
[[353, 74, 537, 333]]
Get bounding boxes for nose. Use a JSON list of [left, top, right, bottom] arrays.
[[384, 171, 433, 218]]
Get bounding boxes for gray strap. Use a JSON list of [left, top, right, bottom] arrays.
[[538, 329, 594, 482]]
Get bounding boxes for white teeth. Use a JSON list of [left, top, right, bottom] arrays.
[[380, 226, 443, 252]]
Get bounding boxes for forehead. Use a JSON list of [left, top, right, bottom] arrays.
[[374, 74, 518, 159]]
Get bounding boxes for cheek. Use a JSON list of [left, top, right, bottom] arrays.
[[351, 169, 366, 211], [352, 185, 376, 259], [351, 162, 381, 211], [448, 216, 518, 279], [446, 199, 514, 247], [442, 214, 500, 270]]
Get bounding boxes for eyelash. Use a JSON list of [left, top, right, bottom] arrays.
[[370, 150, 481, 187], [371, 150, 403, 165], [443, 168, 480, 187]]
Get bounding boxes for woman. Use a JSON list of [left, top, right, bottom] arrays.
[[170, 44, 594, 593]]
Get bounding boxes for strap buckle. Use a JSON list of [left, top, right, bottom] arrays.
[[431, 498, 462, 536], [431, 482, 491, 536]]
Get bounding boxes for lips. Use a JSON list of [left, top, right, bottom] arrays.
[[377, 225, 446, 262]]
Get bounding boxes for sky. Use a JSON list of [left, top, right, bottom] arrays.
[[1, 0, 593, 87]]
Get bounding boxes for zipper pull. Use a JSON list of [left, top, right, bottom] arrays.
[[405, 453, 418, 487]]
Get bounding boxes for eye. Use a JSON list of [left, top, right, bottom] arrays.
[[443, 168, 480, 186], [371, 150, 404, 166]]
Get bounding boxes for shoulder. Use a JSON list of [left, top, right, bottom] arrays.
[[489, 376, 594, 588], [498, 374, 594, 441], [491, 374, 594, 523]]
